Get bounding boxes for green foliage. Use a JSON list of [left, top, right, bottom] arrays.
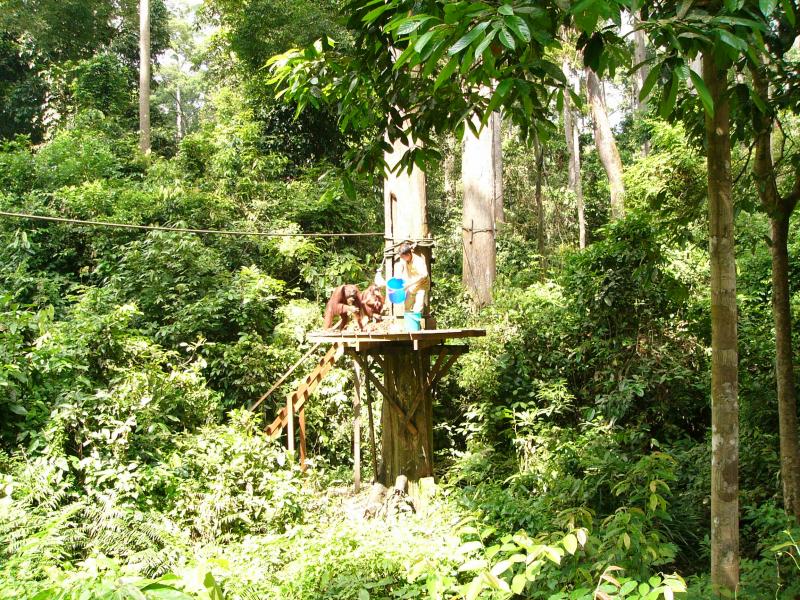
[[68, 54, 135, 119], [32, 112, 130, 190], [145, 410, 307, 542]]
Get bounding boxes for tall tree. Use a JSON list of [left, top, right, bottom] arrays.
[[751, 62, 800, 520], [533, 134, 546, 260], [563, 59, 586, 248], [703, 50, 739, 594], [462, 117, 497, 307], [631, 11, 650, 115], [586, 68, 625, 220], [631, 10, 650, 155], [139, 0, 151, 153]]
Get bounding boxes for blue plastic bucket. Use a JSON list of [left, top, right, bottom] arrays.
[[387, 278, 406, 304], [404, 311, 422, 331]]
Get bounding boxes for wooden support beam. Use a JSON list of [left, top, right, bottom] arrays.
[[286, 394, 295, 456], [426, 346, 451, 386], [351, 352, 418, 436], [249, 342, 321, 412], [403, 351, 428, 429], [365, 358, 379, 483], [353, 360, 363, 492], [426, 345, 467, 389]]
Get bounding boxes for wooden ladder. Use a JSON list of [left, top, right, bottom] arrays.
[[264, 343, 344, 468]]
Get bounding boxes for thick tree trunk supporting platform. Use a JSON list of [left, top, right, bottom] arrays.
[[308, 329, 484, 487]]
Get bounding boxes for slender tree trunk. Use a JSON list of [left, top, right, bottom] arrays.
[[704, 52, 739, 597], [462, 116, 496, 307], [751, 65, 800, 520], [563, 61, 586, 248], [139, 0, 151, 154], [175, 84, 184, 141], [770, 216, 800, 519], [632, 11, 650, 155], [632, 26, 649, 111], [533, 136, 546, 261], [492, 112, 504, 223], [586, 68, 625, 219], [443, 136, 456, 205]]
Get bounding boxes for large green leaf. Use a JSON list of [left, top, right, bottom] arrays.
[[498, 27, 516, 50], [759, 0, 777, 15], [504, 15, 531, 42], [658, 72, 679, 118], [434, 55, 459, 89], [448, 22, 489, 55], [638, 63, 660, 102], [689, 69, 714, 117]]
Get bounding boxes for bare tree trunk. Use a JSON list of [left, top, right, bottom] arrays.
[[704, 52, 739, 597], [139, 0, 151, 154], [563, 61, 586, 248], [383, 125, 430, 317], [175, 84, 184, 141], [751, 65, 800, 520], [492, 112, 504, 223], [443, 136, 456, 205], [632, 10, 650, 155], [462, 117, 496, 307], [533, 135, 545, 261], [771, 215, 800, 519], [586, 68, 624, 219]]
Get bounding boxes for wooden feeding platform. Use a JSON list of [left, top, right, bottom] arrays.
[[307, 327, 486, 350]]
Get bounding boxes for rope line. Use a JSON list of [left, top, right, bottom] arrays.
[[0, 210, 384, 238]]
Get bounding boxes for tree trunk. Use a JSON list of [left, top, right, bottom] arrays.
[[632, 10, 650, 155], [586, 68, 624, 219], [491, 112, 504, 223], [751, 64, 800, 520], [704, 52, 739, 597], [139, 0, 151, 154], [563, 60, 586, 248], [770, 216, 800, 519], [533, 135, 546, 261], [462, 116, 497, 307], [443, 136, 456, 205], [380, 349, 433, 484], [383, 122, 430, 317], [175, 84, 184, 141]]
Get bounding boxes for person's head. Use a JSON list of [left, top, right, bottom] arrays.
[[398, 242, 414, 262]]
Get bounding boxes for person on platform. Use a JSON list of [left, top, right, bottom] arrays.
[[375, 242, 429, 314]]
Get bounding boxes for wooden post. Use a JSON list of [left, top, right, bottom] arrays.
[[298, 406, 307, 472], [380, 347, 433, 485], [286, 395, 295, 456], [365, 361, 379, 483], [353, 360, 363, 492]]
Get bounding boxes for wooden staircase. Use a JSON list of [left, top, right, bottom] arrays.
[[263, 343, 344, 469]]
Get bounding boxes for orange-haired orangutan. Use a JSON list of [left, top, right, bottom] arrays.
[[323, 284, 362, 330], [357, 284, 385, 328]]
